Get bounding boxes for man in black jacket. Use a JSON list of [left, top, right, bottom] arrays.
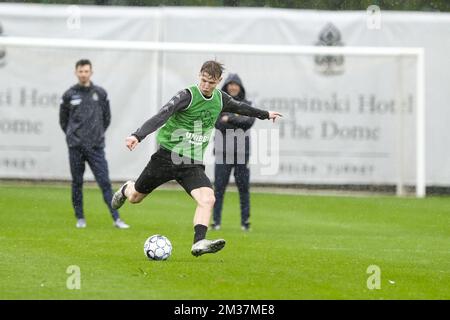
[[59, 59, 129, 229], [212, 73, 255, 231]]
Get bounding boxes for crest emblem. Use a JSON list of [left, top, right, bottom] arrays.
[[314, 23, 345, 76], [92, 92, 99, 101], [200, 110, 213, 128]]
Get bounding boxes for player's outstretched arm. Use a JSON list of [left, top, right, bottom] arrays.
[[221, 91, 283, 122], [126, 89, 192, 151]]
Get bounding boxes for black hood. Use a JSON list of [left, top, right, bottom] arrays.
[[221, 73, 246, 101]]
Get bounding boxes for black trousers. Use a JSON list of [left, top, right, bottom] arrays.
[[68, 146, 119, 221], [213, 162, 250, 226]]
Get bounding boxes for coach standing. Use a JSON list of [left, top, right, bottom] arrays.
[[59, 59, 129, 229]]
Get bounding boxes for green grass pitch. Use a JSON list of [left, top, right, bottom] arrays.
[[0, 184, 449, 299]]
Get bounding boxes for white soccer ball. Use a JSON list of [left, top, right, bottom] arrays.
[[143, 234, 172, 261]]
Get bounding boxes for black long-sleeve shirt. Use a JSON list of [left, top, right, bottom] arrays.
[[132, 89, 269, 142]]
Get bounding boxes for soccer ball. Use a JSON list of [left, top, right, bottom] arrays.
[[143, 235, 172, 261]]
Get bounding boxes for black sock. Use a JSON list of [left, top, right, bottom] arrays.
[[121, 183, 128, 197], [193, 224, 208, 244]]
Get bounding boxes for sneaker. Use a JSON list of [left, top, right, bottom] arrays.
[[191, 239, 226, 257], [76, 218, 86, 228], [111, 181, 131, 210], [113, 218, 130, 229], [241, 222, 250, 231], [209, 223, 221, 231]]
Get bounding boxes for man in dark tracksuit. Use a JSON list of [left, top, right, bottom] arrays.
[[212, 73, 255, 231], [59, 59, 129, 229]]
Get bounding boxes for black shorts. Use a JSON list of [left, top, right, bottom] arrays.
[[134, 147, 212, 195]]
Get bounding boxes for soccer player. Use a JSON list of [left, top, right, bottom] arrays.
[[59, 59, 129, 229], [111, 61, 281, 256]]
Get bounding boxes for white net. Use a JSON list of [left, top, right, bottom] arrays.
[[0, 38, 424, 196]]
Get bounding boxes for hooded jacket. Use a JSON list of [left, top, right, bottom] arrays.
[[214, 73, 255, 163]]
